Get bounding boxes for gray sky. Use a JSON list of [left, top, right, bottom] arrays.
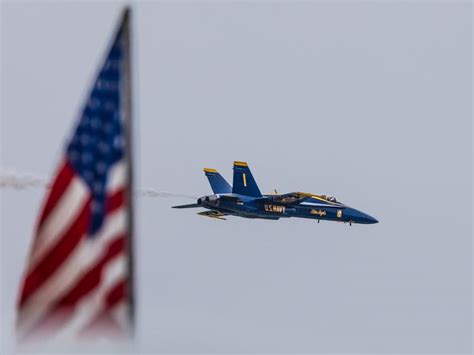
[[1, 1, 472, 353]]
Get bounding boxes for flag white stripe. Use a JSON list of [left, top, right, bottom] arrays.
[[107, 162, 126, 194], [28, 177, 89, 270]]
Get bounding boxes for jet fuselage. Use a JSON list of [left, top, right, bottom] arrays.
[[173, 161, 378, 225], [196, 192, 378, 224]]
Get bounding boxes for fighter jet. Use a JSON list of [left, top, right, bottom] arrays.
[[172, 161, 378, 225]]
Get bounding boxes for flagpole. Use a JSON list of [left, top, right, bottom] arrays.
[[120, 6, 136, 336]]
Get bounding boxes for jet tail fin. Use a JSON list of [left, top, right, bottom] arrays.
[[203, 168, 232, 194], [232, 161, 262, 197]]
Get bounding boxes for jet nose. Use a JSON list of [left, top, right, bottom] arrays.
[[349, 209, 379, 224], [359, 211, 378, 224], [365, 214, 378, 224]]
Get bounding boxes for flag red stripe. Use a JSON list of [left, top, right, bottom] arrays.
[[37, 161, 74, 228], [106, 188, 125, 214], [18, 198, 91, 308], [105, 279, 126, 308]]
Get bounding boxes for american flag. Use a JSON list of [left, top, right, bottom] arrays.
[[16, 9, 134, 342]]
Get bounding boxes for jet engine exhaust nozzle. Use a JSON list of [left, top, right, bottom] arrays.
[[198, 195, 219, 206]]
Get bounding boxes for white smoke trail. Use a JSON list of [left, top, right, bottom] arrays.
[[0, 170, 197, 200], [0, 171, 49, 189], [135, 188, 197, 199]]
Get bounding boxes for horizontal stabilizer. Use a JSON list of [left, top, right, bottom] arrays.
[[172, 203, 201, 209]]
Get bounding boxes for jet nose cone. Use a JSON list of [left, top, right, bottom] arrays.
[[366, 215, 379, 224], [360, 211, 378, 224], [350, 209, 379, 224]]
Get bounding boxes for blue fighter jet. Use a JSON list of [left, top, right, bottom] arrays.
[[173, 161, 378, 225]]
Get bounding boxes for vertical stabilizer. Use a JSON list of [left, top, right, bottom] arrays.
[[232, 161, 262, 197], [203, 168, 232, 194]]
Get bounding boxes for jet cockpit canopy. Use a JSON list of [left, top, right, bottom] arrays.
[[320, 195, 338, 203], [270, 192, 306, 204], [269, 192, 341, 204]]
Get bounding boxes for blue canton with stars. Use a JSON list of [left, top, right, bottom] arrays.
[[66, 29, 124, 236]]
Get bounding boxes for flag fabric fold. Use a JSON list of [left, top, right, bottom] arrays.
[[16, 8, 134, 342]]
